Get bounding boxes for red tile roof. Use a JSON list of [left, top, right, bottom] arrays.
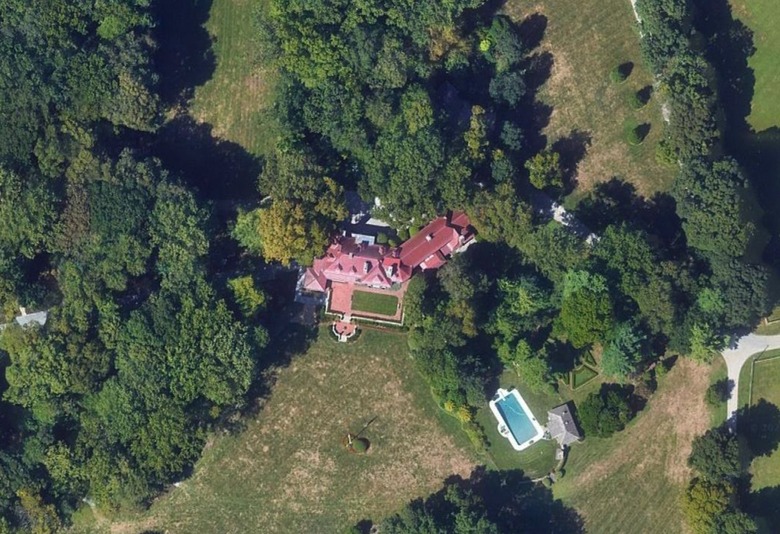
[[304, 212, 474, 292], [302, 268, 327, 292], [399, 211, 473, 268]]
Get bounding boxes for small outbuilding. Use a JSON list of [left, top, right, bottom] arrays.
[[547, 403, 582, 447]]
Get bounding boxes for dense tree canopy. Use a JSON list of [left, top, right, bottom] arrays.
[[0, 1, 271, 528]]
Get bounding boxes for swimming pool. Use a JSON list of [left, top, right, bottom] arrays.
[[489, 388, 545, 451]]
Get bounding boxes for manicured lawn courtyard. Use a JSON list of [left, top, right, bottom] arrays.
[[732, 0, 780, 132], [571, 364, 599, 389], [72, 327, 476, 533], [351, 291, 400, 317]]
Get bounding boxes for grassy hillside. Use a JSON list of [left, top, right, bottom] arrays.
[[73, 328, 477, 533], [732, 0, 780, 132], [190, 0, 278, 156], [505, 0, 676, 197], [553, 359, 711, 534]]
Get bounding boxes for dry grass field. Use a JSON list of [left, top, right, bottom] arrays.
[[505, 0, 676, 198], [72, 327, 477, 533], [552, 359, 712, 534]]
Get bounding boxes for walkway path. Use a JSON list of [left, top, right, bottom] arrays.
[[721, 333, 780, 429]]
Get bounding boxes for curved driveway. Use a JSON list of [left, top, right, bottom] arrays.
[[721, 333, 780, 429]]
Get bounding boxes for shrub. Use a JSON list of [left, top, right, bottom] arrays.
[[456, 405, 473, 423], [610, 62, 633, 83], [656, 138, 677, 165], [655, 359, 668, 379], [705, 379, 731, 407], [351, 437, 370, 453], [396, 227, 410, 241], [462, 421, 488, 452], [628, 92, 644, 110], [376, 232, 388, 244], [626, 124, 649, 145]]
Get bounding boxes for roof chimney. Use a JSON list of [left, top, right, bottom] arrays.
[[425, 234, 433, 242]]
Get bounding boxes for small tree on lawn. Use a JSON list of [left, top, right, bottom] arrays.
[[578, 385, 634, 437], [525, 149, 564, 191]]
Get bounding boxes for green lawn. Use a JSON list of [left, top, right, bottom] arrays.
[[475, 367, 605, 477], [709, 355, 728, 427], [571, 365, 599, 389], [71, 328, 477, 533], [351, 291, 400, 317], [190, 0, 278, 156], [505, 0, 676, 197], [739, 350, 780, 491], [732, 0, 780, 132]]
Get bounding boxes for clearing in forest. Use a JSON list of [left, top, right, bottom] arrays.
[[191, 0, 278, 156], [731, 0, 780, 132], [505, 0, 676, 197], [75, 328, 476, 533]]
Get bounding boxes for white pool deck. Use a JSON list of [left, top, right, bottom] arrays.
[[489, 388, 545, 451]]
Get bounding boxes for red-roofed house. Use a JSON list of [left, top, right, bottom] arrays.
[[399, 211, 474, 269], [300, 211, 475, 295]]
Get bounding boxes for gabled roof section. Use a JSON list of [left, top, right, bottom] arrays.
[[398, 211, 473, 269], [302, 212, 474, 292], [15, 311, 48, 328], [548, 403, 582, 445], [301, 268, 327, 292]]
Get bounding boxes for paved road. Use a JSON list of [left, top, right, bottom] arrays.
[[721, 333, 780, 429]]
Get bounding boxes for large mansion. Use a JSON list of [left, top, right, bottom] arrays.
[[300, 211, 475, 293]]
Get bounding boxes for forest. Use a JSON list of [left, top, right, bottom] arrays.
[[0, 0, 773, 532]]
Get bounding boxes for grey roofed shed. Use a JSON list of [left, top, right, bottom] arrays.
[[547, 402, 582, 447]]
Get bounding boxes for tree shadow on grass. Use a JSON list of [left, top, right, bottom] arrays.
[[517, 13, 548, 50], [152, 114, 262, 204], [746, 485, 780, 533], [574, 178, 686, 253], [737, 399, 780, 459], [690, 0, 780, 263], [154, 0, 216, 106], [552, 129, 592, 193], [360, 467, 584, 533]]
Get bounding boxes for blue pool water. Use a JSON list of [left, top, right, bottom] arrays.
[[496, 394, 537, 445]]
